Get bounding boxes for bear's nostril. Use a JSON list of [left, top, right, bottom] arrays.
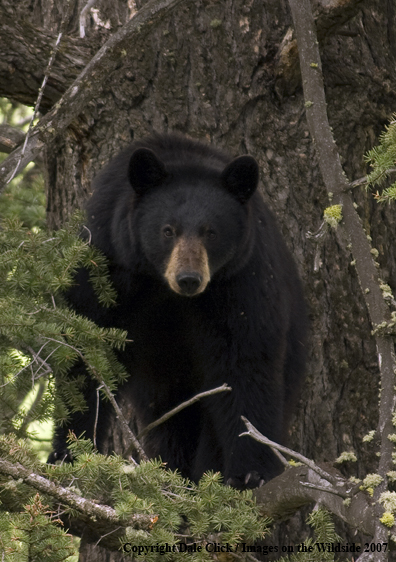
[[176, 273, 202, 295]]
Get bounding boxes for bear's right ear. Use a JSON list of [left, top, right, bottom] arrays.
[[128, 148, 168, 194]]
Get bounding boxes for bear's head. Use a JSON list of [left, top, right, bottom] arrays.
[[129, 147, 259, 297]]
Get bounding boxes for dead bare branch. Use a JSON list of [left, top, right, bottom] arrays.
[[137, 384, 232, 440], [241, 416, 346, 494], [7, 1, 72, 184]]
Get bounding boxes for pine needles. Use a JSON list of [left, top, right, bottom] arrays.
[[0, 213, 127, 438], [365, 114, 396, 202]]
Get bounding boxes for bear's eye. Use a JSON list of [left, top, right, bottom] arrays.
[[206, 229, 217, 241], [163, 226, 175, 238]]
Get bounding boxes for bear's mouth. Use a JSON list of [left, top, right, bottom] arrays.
[[164, 237, 210, 296]]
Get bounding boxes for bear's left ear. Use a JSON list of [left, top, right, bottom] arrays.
[[221, 155, 259, 203], [128, 148, 168, 195]]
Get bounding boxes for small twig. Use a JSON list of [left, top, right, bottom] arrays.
[[94, 525, 123, 547], [349, 176, 369, 189], [26, 344, 57, 380], [271, 447, 290, 468], [137, 384, 232, 440], [93, 384, 103, 449], [82, 225, 92, 245]]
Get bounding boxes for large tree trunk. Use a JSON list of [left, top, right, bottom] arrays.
[[2, 0, 396, 559]]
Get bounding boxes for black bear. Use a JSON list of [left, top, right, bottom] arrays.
[[50, 133, 307, 488]]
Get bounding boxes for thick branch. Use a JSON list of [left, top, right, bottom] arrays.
[[288, 0, 396, 556], [254, 465, 375, 537], [0, 0, 186, 191], [0, 10, 93, 110], [0, 458, 154, 549], [0, 458, 153, 545]]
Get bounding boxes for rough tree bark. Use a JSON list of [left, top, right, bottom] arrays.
[[1, 0, 396, 560]]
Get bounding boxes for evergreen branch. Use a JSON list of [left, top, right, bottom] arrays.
[[0, 0, 187, 190], [0, 458, 153, 529], [137, 384, 232, 440], [43, 336, 148, 461], [348, 168, 396, 190]]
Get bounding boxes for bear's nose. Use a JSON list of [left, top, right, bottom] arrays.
[[176, 272, 202, 295]]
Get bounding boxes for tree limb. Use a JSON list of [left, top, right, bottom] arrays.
[[0, 9, 93, 110], [137, 384, 232, 440], [0, 0, 187, 191], [0, 458, 154, 550], [287, 0, 396, 556], [0, 458, 152, 527], [253, 465, 375, 537]]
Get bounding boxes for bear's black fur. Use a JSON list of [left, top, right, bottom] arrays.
[[50, 134, 307, 489]]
